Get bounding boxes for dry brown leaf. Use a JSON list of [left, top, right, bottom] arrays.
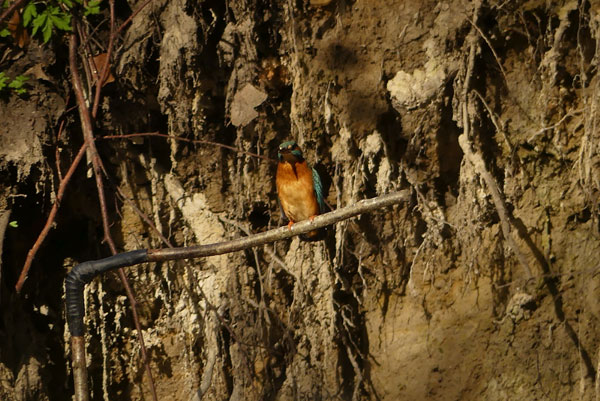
[[6, 10, 30, 48], [89, 53, 115, 87]]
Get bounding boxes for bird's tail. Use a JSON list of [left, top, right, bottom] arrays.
[[300, 227, 326, 241]]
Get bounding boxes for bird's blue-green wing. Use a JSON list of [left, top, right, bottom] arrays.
[[312, 167, 326, 213]]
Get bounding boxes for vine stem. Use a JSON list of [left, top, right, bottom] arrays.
[[116, 0, 153, 36], [15, 143, 88, 293], [103, 132, 275, 163], [0, 0, 28, 26], [90, 0, 115, 118], [66, 190, 411, 400], [68, 29, 158, 401]]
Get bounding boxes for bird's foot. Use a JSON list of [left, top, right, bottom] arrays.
[[287, 221, 294, 230]]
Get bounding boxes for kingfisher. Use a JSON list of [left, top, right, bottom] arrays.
[[276, 140, 325, 239]]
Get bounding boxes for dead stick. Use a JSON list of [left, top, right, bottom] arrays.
[[69, 31, 158, 401], [458, 32, 533, 279], [0, 0, 27, 26], [70, 336, 89, 401], [65, 191, 410, 399], [148, 190, 410, 261], [116, 0, 153, 36], [91, 0, 115, 118], [55, 120, 67, 181], [102, 132, 275, 163], [15, 143, 88, 293]]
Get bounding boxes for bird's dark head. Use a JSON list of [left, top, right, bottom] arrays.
[[278, 141, 304, 163]]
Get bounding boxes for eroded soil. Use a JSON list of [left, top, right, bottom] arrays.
[[1, 0, 600, 400]]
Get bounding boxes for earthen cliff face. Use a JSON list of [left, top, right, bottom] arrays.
[[1, 1, 599, 400]]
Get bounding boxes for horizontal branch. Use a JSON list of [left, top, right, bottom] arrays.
[[65, 190, 410, 336], [147, 190, 410, 261], [102, 132, 275, 163]]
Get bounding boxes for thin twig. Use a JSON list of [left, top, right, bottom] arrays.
[[91, 0, 115, 118], [116, 0, 153, 36], [102, 132, 276, 163], [468, 18, 509, 86], [114, 187, 171, 246], [473, 90, 514, 152], [55, 120, 67, 181], [460, 133, 534, 278], [459, 35, 533, 279], [0, 0, 27, 26], [15, 143, 88, 293], [472, 90, 532, 185], [527, 109, 583, 143], [75, 21, 95, 102], [69, 30, 159, 401]]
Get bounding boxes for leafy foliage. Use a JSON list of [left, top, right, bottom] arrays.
[[0, 1, 12, 37], [83, 0, 101, 16], [1, 0, 103, 44], [8, 74, 29, 94], [0, 72, 29, 95], [23, 2, 71, 43]]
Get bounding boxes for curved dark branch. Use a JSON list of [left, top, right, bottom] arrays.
[[65, 189, 410, 335]]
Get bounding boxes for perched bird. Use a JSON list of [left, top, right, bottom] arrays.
[[276, 140, 325, 239]]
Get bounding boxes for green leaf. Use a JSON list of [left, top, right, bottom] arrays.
[[42, 18, 53, 43], [61, 0, 74, 7], [9, 75, 29, 88], [50, 14, 71, 31], [9, 221, 18, 228], [0, 28, 10, 37], [0, 72, 8, 90], [23, 3, 37, 27], [0, 74, 28, 95], [84, 7, 98, 16], [32, 13, 47, 37], [84, 1, 101, 16]]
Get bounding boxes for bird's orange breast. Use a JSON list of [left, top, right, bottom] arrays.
[[276, 160, 320, 223]]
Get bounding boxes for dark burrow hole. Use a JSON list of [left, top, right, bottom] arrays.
[[249, 201, 271, 230]]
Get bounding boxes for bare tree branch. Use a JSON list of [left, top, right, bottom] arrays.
[[68, 29, 159, 401], [0, 0, 27, 26], [147, 190, 411, 262], [15, 143, 88, 293], [103, 132, 275, 163]]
